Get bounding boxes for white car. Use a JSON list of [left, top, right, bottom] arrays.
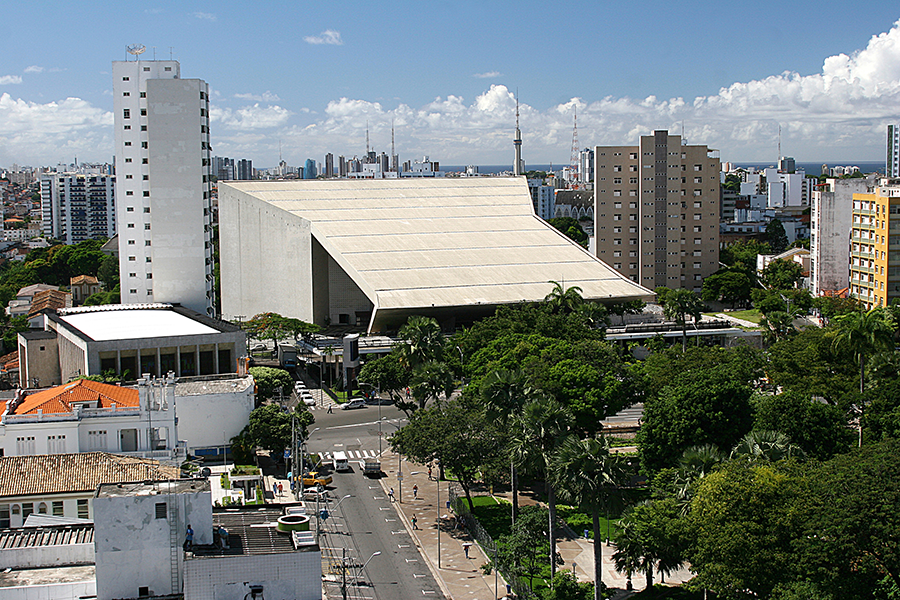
[[341, 399, 367, 410], [301, 393, 316, 407]]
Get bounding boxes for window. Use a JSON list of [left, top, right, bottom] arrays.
[[77, 499, 89, 519], [123, 91, 130, 97], [124, 158, 132, 163], [147, 273, 152, 279], [16, 436, 35, 455], [124, 141, 132, 146], [614, 202, 622, 208], [128, 256, 136, 262], [47, 435, 66, 454], [123, 109, 130, 119], [122, 76, 130, 81], [142, 158, 148, 164], [143, 207, 150, 213], [52, 501, 64, 516], [140, 92, 146, 98], [614, 263, 622, 269], [614, 165, 622, 172], [127, 223, 135, 228], [694, 238, 702, 245], [694, 164, 702, 171], [38, 502, 48, 515], [145, 240, 152, 246], [88, 430, 107, 451], [22, 503, 33, 519], [141, 141, 148, 149], [140, 109, 147, 116], [129, 272, 136, 278], [143, 66, 150, 72], [144, 223, 151, 230], [0, 505, 9, 528], [142, 191, 150, 197], [693, 262, 701, 269], [693, 226, 702, 232], [164, 66, 172, 71], [123, 125, 131, 130]]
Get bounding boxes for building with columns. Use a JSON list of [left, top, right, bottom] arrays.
[[18, 304, 246, 388]]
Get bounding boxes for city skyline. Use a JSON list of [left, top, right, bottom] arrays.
[[0, 1, 899, 167]]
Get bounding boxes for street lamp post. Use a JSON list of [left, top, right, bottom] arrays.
[[297, 426, 320, 501], [382, 417, 403, 501], [357, 551, 382, 582]]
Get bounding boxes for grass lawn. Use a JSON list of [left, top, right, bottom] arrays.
[[721, 309, 763, 324], [632, 585, 710, 599], [471, 496, 514, 539]]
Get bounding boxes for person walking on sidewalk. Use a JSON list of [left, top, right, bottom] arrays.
[[327, 404, 333, 414], [412, 484, 418, 500], [388, 487, 395, 502], [427, 466, 433, 480], [411, 515, 418, 529], [463, 542, 471, 559]]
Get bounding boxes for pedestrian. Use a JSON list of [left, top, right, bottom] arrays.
[[412, 484, 418, 499], [427, 466, 433, 481], [405, 386, 411, 399], [388, 487, 395, 502], [185, 524, 194, 551], [273, 483, 278, 497], [411, 515, 418, 529], [463, 542, 471, 559], [278, 482, 283, 496], [327, 404, 333, 414], [218, 525, 229, 550]]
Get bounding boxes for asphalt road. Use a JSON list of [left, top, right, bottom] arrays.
[[311, 404, 445, 600]]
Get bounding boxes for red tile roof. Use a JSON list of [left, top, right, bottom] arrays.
[[0, 453, 181, 497], [12, 379, 139, 415], [69, 275, 99, 286]]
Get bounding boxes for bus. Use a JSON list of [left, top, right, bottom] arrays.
[[333, 451, 350, 472]]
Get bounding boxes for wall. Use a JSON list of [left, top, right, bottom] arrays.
[[184, 550, 321, 600], [18, 336, 60, 389], [175, 383, 254, 451], [0, 580, 95, 600], [0, 542, 94, 569]]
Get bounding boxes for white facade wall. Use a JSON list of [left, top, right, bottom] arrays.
[[112, 60, 214, 316], [0, 540, 94, 569], [0, 492, 95, 529], [40, 173, 116, 244], [93, 486, 212, 600], [811, 177, 870, 295], [184, 550, 321, 600], [174, 383, 254, 452], [0, 580, 96, 600]]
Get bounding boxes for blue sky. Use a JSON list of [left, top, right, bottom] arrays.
[[1, 1, 899, 168]]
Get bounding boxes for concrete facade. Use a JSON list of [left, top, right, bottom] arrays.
[[594, 131, 720, 291], [810, 177, 871, 295], [93, 480, 212, 600], [112, 59, 214, 315], [184, 549, 321, 600], [40, 173, 116, 244]]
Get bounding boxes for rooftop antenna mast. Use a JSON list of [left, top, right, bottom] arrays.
[[391, 120, 396, 172], [513, 90, 523, 176], [366, 121, 371, 155], [778, 125, 782, 159], [569, 103, 580, 189]]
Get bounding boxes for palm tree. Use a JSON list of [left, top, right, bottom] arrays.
[[410, 360, 454, 410], [552, 435, 623, 600], [831, 308, 895, 446], [481, 369, 534, 526], [545, 280, 584, 315], [510, 396, 574, 582], [730, 430, 805, 462], [661, 288, 705, 352], [671, 444, 725, 515], [397, 315, 445, 368]]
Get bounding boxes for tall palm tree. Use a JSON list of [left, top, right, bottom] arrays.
[[545, 280, 584, 315], [552, 435, 623, 600], [410, 360, 454, 410], [831, 308, 895, 446], [730, 429, 805, 462], [481, 369, 534, 526], [661, 288, 705, 352], [672, 444, 725, 515], [397, 315, 445, 368], [510, 396, 574, 582]]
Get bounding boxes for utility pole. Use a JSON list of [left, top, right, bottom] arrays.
[[291, 415, 299, 500], [341, 547, 348, 600]]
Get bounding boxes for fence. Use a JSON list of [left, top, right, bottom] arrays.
[[448, 483, 536, 599]]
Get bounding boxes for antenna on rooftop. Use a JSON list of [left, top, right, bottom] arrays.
[[126, 44, 146, 61], [569, 104, 579, 189], [391, 120, 395, 159], [152, 46, 156, 61], [778, 125, 782, 159], [169, 46, 174, 60], [366, 121, 371, 155]]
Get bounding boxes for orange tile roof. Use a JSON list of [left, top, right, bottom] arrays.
[[13, 379, 139, 415], [70, 275, 99, 286], [28, 289, 72, 318], [0, 453, 181, 497]]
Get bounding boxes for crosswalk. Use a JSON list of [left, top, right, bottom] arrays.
[[320, 450, 380, 460]]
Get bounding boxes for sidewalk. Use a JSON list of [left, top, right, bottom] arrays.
[[379, 450, 510, 600]]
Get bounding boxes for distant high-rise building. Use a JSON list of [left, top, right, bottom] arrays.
[[304, 159, 317, 180], [594, 130, 720, 291], [325, 153, 334, 178], [41, 173, 116, 244], [579, 148, 594, 184], [235, 159, 253, 181], [888, 125, 900, 177], [810, 177, 870, 296], [112, 57, 214, 315], [778, 156, 796, 173], [338, 156, 348, 178]]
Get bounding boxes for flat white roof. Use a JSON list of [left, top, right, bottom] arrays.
[[59, 309, 218, 341], [224, 178, 652, 311]]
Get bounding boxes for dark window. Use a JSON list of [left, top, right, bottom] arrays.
[[155, 503, 167, 519]]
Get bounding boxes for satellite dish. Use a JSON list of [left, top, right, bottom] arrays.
[[200, 467, 211, 478], [126, 44, 146, 59]]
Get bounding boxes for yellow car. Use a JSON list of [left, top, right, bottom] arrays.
[[301, 472, 333, 487]]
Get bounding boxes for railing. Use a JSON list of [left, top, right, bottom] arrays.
[[449, 483, 535, 599]]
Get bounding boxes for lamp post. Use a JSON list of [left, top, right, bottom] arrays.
[[357, 551, 382, 582], [382, 418, 403, 501], [297, 426, 319, 500]]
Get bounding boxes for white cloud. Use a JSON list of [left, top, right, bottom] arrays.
[[0, 93, 112, 165], [304, 30, 343, 45], [193, 11, 216, 21], [234, 91, 281, 102], [210, 103, 292, 130], [0, 76, 23, 85], [473, 71, 501, 79], [24, 66, 43, 74]]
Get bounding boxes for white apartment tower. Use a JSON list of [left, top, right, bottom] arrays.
[[888, 124, 900, 178], [112, 58, 215, 316], [40, 172, 116, 243]]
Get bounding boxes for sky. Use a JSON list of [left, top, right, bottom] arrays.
[[1, 1, 900, 169]]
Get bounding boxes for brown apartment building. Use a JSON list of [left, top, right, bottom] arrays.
[[594, 130, 720, 292]]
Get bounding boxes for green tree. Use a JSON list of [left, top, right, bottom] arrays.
[[722, 173, 742, 193], [831, 308, 895, 445], [97, 254, 119, 290], [687, 461, 803, 599], [242, 404, 314, 457], [538, 571, 594, 600], [397, 315, 445, 368], [639, 345, 763, 400], [760, 259, 804, 289], [753, 391, 853, 460], [638, 367, 754, 472], [248, 366, 293, 403], [544, 281, 584, 315], [358, 353, 410, 407], [765, 218, 789, 253], [410, 359, 454, 410], [547, 217, 589, 248], [766, 326, 858, 404], [493, 506, 558, 593], [701, 270, 752, 308], [552, 435, 623, 600], [729, 430, 805, 462], [658, 288, 705, 352], [244, 313, 319, 346], [613, 498, 687, 590], [720, 240, 771, 274], [389, 397, 500, 511]]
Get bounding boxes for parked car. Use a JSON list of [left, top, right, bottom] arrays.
[[365, 396, 394, 405], [301, 394, 316, 407], [341, 399, 367, 410]]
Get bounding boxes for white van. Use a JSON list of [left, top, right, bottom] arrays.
[[333, 451, 350, 472]]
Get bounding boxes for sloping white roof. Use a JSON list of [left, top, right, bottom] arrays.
[[225, 178, 652, 312]]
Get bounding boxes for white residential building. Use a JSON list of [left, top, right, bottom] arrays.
[[528, 178, 555, 220], [112, 58, 215, 316], [40, 173, 116, 244], [889, 124, 900, 178], [810, 177, 873, 295]]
